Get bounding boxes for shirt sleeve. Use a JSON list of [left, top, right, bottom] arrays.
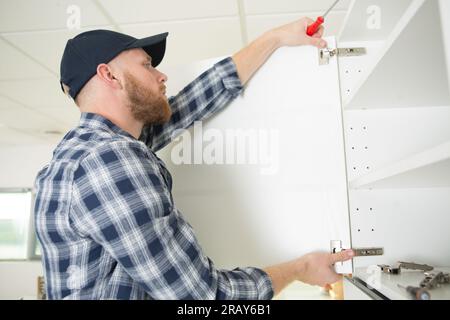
[[69, 140, 273, 300], [139, 57, 243, 152]]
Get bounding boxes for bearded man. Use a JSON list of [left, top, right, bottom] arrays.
[[34, 19, 353, 300]]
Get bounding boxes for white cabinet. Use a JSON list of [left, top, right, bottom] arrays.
[[339, 0, 450, 300], [158, 0, 450, 300]]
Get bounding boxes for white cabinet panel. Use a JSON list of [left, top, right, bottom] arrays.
[[339, 0, 414, 41], [159, 38, 352, 272]]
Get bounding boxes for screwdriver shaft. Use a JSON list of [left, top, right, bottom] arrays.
[[323, 0, 341, 18], [307, 0, 341, 36]]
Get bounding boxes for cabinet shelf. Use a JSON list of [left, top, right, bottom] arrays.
[[349, 141, 450, 189], [343, 0, 450, 109], [339, 0, 415, 42], [352, 267, 450, 300]]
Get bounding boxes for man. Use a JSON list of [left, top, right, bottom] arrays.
[[34, 17, 354, 300]]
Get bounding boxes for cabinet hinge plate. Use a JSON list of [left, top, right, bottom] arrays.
[[319, 47, 367, 65], [331, 240, 384, 257]]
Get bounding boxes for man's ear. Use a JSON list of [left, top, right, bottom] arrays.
[[96, 63, 123, 89]]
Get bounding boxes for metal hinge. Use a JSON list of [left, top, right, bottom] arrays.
[[379, 261, 434, 275], [331, 240, 383, 257], [319, 47, 367, 65]]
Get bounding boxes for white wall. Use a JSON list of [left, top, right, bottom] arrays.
[[0, 144, 54, 299], [0, 144, 55, 188]]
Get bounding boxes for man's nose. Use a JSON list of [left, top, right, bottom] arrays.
[[158, 71, 168, 83]]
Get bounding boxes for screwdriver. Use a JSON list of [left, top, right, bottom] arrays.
[[307, 0, 341, 36], [397, 284, 431, 300]]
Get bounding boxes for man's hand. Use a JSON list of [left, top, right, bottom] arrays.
[[263, 250, 354, 296], [294, 250, 354, 287], [232, 17, 328, 85], [271, 17, 328, 49]]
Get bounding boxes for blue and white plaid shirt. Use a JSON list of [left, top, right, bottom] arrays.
[[34, 57, 274, 300]]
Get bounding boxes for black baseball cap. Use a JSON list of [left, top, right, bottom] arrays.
[[60, 29, 168, 99]]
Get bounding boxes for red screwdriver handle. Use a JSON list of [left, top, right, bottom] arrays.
[[307, 16, 324, 36]]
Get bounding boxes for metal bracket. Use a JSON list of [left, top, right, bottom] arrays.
[[378, 264, 400, 274], [331, 240, 384, 257], [378, 261, 434, 275], [398, 261, 434, 272], [319, 47, 367, 65], [353, 247, 384, 257], [420, 272, 450, 289]]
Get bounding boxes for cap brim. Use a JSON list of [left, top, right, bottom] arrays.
[[128, 32, 168, 67]]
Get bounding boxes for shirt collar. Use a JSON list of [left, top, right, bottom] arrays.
[[78, 112, 136, 139]]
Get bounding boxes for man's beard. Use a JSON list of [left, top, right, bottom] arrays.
[[124, 71, 172, 125]]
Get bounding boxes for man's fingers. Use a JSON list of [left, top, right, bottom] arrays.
[[312, 26, 325, 38], [331, 250, 354, 264], [308, 36, 327, 49]]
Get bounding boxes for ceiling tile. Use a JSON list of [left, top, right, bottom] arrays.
[[102, 0, 238, 24], [246, 12, 347, 42], [0, 0, 110, 33], [0, 105, 68, 132], [3, 25, 115, 74], [244, 0, 351, 15], [37, 106, 81, 129], [0, 78, 73, 109], [0, 38, 54, 80], [121, 18, 243, 68], [0, 95, 20, 109], [0, 126, 49, 146]]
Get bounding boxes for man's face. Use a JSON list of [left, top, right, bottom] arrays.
[[119, 49, 172, 125]]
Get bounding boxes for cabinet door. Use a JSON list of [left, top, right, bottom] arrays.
[[159, 37, 352, 273]]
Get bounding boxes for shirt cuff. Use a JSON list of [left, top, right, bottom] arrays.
[[242, 267, 275, 300], [213, 57, 244, 97]]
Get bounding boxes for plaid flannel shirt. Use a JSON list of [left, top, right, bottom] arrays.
[[34, 57, 274, 300]]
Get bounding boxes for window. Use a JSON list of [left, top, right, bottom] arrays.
[[0, 189, 33, 260]]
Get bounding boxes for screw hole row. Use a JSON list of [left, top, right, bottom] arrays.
[[351, 146, 369, 150], [355, 208, 374, 212]]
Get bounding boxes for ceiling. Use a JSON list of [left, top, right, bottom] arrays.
[[0, 0, 351, 146]]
